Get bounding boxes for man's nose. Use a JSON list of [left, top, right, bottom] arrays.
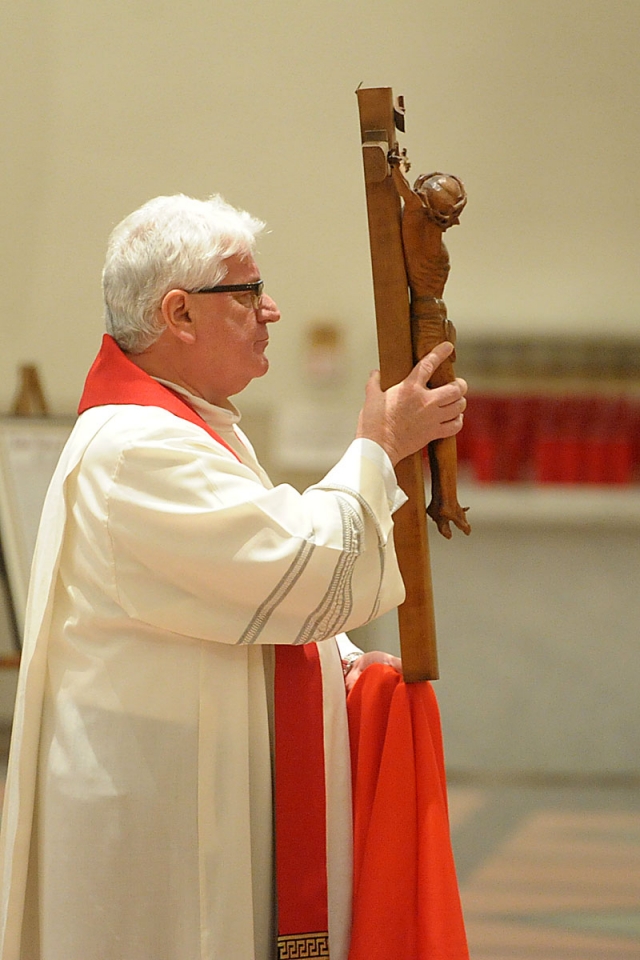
[[259, 295, 281, 323]]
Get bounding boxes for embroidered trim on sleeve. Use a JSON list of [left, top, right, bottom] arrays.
[[237, 539, 316, 645], [293, 495, 363, 645]]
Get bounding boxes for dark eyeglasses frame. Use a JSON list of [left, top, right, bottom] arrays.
[[189, 280, 264, 299], [186, 279, 264, 310]]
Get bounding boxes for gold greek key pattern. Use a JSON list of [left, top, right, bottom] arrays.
[[277, 931, 329, 958]]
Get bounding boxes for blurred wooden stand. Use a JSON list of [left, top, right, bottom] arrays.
[[0, 364, 49, 668], [11, 364, 49, 417]]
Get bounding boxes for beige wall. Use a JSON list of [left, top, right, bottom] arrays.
[[2, 0, 639, 420], [1, 0, 639, 764]]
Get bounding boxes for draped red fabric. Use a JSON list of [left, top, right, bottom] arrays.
[[347, 665, 469, 960], [78, 334, 330, 958]]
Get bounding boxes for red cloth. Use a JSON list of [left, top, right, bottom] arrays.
[[347, 665, 469, 960]]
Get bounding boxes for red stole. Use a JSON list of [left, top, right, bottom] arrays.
[[274, 644, 330, 958], [78, 335, 330, 959]]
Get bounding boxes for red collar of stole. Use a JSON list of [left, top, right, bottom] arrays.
[[78, 334, 240, 458], [79, 335, 330, 959]]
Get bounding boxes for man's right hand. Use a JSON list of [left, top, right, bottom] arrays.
[[355, 341, 467, 467]]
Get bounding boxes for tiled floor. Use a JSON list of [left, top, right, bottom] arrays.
[[448, 778, 640, 958], [1, 723, 638, 958]]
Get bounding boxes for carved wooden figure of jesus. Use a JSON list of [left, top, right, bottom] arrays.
[[391, 159, 470, 538]]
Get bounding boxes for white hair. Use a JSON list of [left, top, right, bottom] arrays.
[[102, 194, 265, 353]]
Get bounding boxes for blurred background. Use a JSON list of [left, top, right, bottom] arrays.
[[1, 2, 639, 954]]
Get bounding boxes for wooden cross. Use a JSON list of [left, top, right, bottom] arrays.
[[356, 85, 469, 682]]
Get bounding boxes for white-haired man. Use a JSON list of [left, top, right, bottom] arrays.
[[0, 194, 467, 960]]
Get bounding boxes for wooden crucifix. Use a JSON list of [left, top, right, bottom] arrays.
[[356, 85, 469, 682]]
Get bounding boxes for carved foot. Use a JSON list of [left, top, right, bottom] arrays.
[[426, 499, 471, 539]]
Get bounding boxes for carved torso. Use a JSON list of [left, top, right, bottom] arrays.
[[400, 205, 451, 300]]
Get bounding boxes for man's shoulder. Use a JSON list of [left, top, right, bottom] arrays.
[[76, 404, 221, 462], [80, 403, 203, 435]]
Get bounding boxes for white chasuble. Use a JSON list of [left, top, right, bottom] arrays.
[[0, 339, 406, 960]]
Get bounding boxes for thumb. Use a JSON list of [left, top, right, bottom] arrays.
[[365, 369, 382, 394]]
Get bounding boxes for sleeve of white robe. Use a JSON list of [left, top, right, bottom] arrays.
[[79, 411, 407, 646]]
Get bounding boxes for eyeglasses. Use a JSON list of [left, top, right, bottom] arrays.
[[188, 279, 264, 310]]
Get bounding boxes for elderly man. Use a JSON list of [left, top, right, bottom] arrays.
[[0, 194, 466, 960]]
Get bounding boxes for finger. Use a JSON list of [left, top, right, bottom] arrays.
[[440, 403, 466, 426], [411, 341, 455, 382], [447, 394, 467, 414], [431, 379, 466, 407], [386, 655, 402, 673], [441, 407, 465, 426], [439, 388, 467, 409], [362, 371, 382, 403]]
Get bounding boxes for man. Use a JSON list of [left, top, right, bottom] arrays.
[[0, 194, 467, 960]]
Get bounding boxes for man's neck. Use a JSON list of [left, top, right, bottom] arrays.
[[127, 343, 234, 411]]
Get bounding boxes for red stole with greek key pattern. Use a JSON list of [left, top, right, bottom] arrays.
[[274, 644, 330, 958]]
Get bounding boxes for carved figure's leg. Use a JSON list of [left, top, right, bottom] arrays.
[[426, 438, 470, 538], [411, 304, 470, 538]]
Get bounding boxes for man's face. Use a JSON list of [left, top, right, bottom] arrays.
[[181, 254, 280, 406]]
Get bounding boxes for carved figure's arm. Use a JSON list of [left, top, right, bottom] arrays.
[[390, 161, 423, 211]]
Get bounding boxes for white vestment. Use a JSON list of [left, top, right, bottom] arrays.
[[0, 393, 406, 960]]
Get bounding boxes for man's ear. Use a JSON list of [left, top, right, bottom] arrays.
[[160, 289, 196, 345]]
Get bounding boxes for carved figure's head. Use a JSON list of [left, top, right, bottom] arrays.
[[413, 172, 467, 229]]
